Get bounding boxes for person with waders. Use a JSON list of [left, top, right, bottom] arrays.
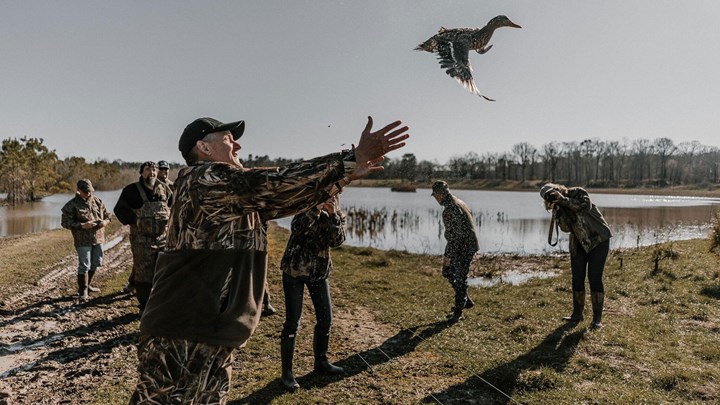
[[113, 161, 173, 314], [541, 183, 612, 328], [279, 194, 346, 391], [431, 181, 479, 323]]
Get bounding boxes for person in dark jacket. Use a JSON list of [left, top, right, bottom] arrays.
[[540, 183, 612, 328], [279, 195, 346, 391], [113, 161, 173, 313], [431, 181, 479, 323], [61, 179, 112, 301], [129, 116, 409, 404]]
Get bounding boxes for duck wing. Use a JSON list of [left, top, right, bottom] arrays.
[[436, 39, 495, 101]]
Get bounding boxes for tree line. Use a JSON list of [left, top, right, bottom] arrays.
[[375, 138, 720, 188], [3, 136, 720, 205]]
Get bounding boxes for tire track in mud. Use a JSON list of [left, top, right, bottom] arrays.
[[0, 228, 140, 405]]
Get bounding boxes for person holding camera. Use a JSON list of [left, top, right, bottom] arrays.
[[540, 183, 612, 328], [279, 194, 346, 391], [61, 179, 112, 301], [114, 161, 173, 313]]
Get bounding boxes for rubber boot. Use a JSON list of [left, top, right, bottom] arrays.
[[135, 282, 152, 315], [562, 291, 585, 322], [87, 270, 100, 293], [77, 274, 89, 301], [262, 292, 277, 317], [280, 335, 300, 391], [447, 307, 463, 323], [464, 296, 475, 309], [313, 330, 343, 374], [591, 291, 604, 328]]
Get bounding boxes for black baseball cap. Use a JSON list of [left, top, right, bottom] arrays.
[[179, 117, 245, 160], [431, 181, 449, 196], [157, 160, 170, 169]]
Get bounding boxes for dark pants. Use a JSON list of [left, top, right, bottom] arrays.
[[281, 273, 332, 337], [443, 254, 473, 311], [570, 239, 609, 293]]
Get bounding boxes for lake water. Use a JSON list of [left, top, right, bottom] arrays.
[[2, 188, 719, 255]]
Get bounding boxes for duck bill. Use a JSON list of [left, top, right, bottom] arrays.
[[508, 21, 522, 28]]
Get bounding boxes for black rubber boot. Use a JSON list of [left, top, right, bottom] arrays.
[[562, 291, 585, 322], [313, 330, 343, 374], [77, 274, 89, 301], [135, 282, 152, 315], [280, 335, 300, 391], [591, 291, 604, 328], [87, 270, 100, 293], [447, 307, 463, 323], [262, 292, 277, 317], [464, 296, 475, 309]]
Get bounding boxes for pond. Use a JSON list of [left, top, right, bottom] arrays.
[[2, 188, 719, 255]]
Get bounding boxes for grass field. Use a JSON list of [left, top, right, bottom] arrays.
[[3, 221, 719, 404]]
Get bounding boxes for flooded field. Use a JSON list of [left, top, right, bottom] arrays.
[[2, 188, 719, 255]]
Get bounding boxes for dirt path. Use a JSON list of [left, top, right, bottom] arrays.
[[0, 228, 139, 405]]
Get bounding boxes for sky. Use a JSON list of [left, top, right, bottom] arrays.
[[1, 1, 719, 165]]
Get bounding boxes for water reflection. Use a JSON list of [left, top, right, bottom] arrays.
[[3, 188, 720, 256], [468, 270, 558, 287]]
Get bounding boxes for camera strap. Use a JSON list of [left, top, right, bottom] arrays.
[[548, 207, 560, 246]]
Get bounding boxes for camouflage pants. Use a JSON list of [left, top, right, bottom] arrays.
[[442, 254, 473, 311], [129, 335, 233, 405]]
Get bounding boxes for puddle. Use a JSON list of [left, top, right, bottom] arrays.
[[468, 270, 557, 288], [104, 236, 124, 250]]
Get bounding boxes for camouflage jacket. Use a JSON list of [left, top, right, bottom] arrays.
[[281, 208, 346, 282], [140, 152, 354, 348], [441, 195, 479, 259], [61, 194, 112, 247], [554, 187, 612, 254]]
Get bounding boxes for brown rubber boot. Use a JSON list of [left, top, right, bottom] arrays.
[[562, 291, 585, 322], [77, 274, 89, 301]]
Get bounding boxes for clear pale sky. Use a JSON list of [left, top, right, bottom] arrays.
[[1, 1, 719, 164]]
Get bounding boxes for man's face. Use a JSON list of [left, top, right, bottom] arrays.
[[432, 193, 444, 205], [141, 165, 157, 181], [201, 131, 242, 166], [158, 168, 169, 181], [78, 189, 91, 200]]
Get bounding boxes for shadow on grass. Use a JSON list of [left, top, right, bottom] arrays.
[[231, 319, 452, 404], [421, 323, 585, 404], [700, 285, 720, 300]]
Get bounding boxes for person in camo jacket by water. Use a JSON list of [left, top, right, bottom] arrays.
[[60, 179, 112, 302], [128, 116, 409, 404], [431, 181, 479, 323], [278, 194, 346, 391]]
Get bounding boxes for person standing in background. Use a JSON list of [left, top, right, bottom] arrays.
[[114, 161, 173, 314], [61, 179, 112, 301]]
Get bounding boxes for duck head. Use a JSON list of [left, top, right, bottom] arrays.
[[487, 15, 522, 29]]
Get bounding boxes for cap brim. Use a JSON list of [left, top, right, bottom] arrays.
[[215, 120, 245, 139]]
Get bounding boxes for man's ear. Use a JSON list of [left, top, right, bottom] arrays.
[[196, 140, 210, 155]]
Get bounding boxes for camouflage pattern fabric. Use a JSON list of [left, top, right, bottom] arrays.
[[280, 207, 346, 281], [60, 194, 111, 247], [166, 155, 350, 252], [554, 187, 612, 255], [129, 182, 170, 284], [440, 194, 479, 310], [441, 195, 479, 260], [129, 335, 233, 405]]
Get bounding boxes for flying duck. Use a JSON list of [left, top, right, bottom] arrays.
[[415, 15, 521, 101]]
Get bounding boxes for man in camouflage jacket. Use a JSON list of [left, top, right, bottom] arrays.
[[60, 179, 112, 301], [431, 181, 479, 323], [129, 116, 408, 404]]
